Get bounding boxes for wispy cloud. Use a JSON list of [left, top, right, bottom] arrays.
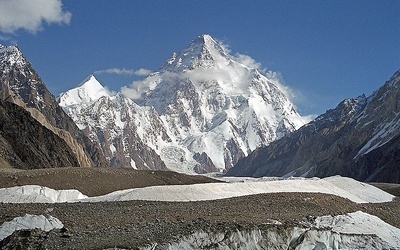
[[94, 68, 152, 77], [0, 0, 71, 34], [121, 80, 149, 100]]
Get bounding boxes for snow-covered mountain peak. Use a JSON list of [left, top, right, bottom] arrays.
[[160, 34, 231, 72], [62, 35, 307, 173], [59, 75, 110, 107], [0, 44, 26, 68]]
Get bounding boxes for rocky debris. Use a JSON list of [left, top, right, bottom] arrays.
[[0, 167, 220, 197], [0, 193, 398, 249]]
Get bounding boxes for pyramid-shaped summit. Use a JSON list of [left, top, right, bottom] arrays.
[[0, 44, 27, 68], [59, 75, 110, 107], [61, 34, 307, 174], [160, 34, 231, 72], [134, 34, 307, 172]]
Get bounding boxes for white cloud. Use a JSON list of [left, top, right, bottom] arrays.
[[121, 80, 149, 99], [218, 40, 263, 71], [94, 68, 152, 77], [134, 68, 153, 76], [303, 114, 318, 123], [0, 0, 71, 34], [234, 53, 262, 70]]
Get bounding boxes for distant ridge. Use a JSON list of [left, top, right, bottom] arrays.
[[227, 69, 400, 183]]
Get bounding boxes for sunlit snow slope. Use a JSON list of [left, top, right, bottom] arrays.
[[59, 34, 307, 173]]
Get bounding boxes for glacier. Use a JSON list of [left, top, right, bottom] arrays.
[[152, 211, 400, 250], [0, 176, 393, 204]]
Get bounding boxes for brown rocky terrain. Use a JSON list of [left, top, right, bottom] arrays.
[[0, 44, 107, 169], [0, 101, 80, 169], [0, 168, 399, 249], [0, 193, 399, 249], [0, 167, 218, 197]]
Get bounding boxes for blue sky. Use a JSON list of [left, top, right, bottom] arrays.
[[0, 0, 399, 116]]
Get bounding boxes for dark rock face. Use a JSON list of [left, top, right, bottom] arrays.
[[0, 100, 80, 169], [193, 152, 218, 174], [0, 44, 108, 168], [227, 70, 400, 183]]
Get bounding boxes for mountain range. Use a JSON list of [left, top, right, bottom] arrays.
[[59, 34, 306, 173], [0, 35, 399, 183], [227, 69, 400, 183]]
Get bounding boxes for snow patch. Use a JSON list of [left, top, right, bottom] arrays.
[[0, 214, 63, 241], [0, 185, 88, 203], [82, 176, 393, 204], [357, 112, 400, 157], [314, 211, 400, 248], [130, 159, 137, 169]]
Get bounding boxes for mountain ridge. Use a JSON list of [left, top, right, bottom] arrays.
[[60, 34, 307, 173], [0, 43, 108, 169], [227, 69, 400, 183]]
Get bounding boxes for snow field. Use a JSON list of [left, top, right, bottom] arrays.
[[83, 175, 394, 203]]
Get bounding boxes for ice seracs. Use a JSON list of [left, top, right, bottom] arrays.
[[0, 185, 87, 203], [164, 211, 400, 249]]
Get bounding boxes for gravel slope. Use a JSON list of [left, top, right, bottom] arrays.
[[0, 168, 219, 196]]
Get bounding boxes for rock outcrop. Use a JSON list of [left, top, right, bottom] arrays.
[[0, 100, 80, 169]]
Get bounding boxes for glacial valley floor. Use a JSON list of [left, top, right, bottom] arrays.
[[0, 168, 399, 249]]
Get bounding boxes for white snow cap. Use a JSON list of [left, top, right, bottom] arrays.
[[58, 75, 110, 106], [0, 44, 26, 68]]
